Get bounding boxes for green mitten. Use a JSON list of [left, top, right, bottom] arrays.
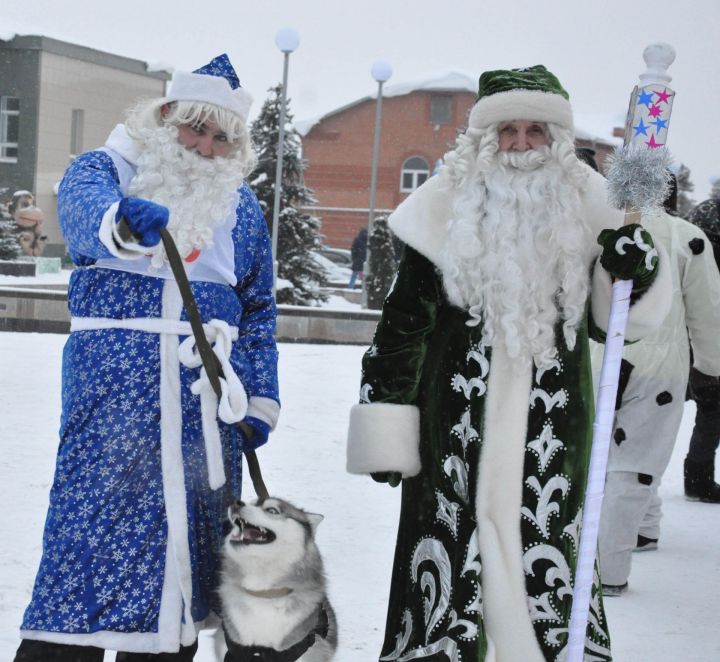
[[597, 223, 658, 297], [371, 472, 402, 487]]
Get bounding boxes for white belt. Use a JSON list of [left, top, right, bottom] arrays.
[[70, 316, 248, 489]]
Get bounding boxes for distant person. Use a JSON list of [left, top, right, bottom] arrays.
[[595, 173, 720, 596], [13, 55, 280, 662], [349, 226, 367, 288], [575, 146, 599, 172], [683, 175, 720, 503]]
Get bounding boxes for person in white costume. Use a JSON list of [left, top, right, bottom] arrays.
[[596, 176, 720, 595]]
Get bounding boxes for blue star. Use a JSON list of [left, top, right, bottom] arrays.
[[637, 88, 654, 107], [634, 118, 650, 136], [651, 117, 668, 132]]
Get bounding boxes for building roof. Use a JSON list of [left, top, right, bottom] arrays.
[[295, 68, 622, 146], [0, 33, 171, 81]]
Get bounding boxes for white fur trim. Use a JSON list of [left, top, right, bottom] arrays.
[[388, 175, 454, 268], [166, 71, 253, 123], [98, 201, 153, 259], [469, 89, 573, 132], [346, 403, 421, 476], [591, 242, 672, 341], [476, 345, 545, 661], [247, 396, 281, 430], [159, 280, 197, 643]]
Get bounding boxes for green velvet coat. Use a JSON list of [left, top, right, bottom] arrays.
[[347, 169, 671, 661], [358, 246, 612, 661]]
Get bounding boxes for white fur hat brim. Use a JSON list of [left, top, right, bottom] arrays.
[[468, 89, 574, 133], [166, 71, 253, 124]]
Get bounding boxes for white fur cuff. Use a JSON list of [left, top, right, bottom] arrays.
[[98, 201, 154, 259], [346, 403, 421, 477], [246, 396, 280, 431], [591, 242, 672, 340]]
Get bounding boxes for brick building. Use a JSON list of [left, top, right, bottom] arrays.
[[0, 35, 169, 257], [297, 70, 620, 249]]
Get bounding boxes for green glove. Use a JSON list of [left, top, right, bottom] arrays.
[[371, 472, 402, 487], [597, 223, 658, 296]]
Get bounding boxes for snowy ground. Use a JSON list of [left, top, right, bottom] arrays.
[[0, 332, 718, 661]]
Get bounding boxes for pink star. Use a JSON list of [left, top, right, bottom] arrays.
[[655, 89, 674, 104], [646, 134, 664, 149], [648, 105, 663, 118]]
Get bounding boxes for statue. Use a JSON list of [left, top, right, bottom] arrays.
[[9, 190, 46, 257]]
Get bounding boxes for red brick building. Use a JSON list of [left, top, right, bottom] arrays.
[[297, 71, 620, 248]]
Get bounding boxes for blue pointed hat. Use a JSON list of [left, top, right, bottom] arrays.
[[165, 53, 252, 122]]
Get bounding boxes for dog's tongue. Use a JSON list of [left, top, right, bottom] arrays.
[[243, 526, 265, 542]]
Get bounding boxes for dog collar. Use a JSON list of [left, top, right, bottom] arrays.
[[242, 587, 294, 599], [224, 605, 329, 662]]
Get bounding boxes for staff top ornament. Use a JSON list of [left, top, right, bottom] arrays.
[[608, 42, 677, 213], [625, 42, 676, 150]]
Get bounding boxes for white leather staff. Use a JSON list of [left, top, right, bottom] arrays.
[[566, 42, 677, 660]]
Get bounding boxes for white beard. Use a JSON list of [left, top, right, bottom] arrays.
[[441, 145, 592, 369], [128, 125, 246, 269]]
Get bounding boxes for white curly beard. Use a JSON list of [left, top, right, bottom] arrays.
[[128, 125, 247, 269], [440, 138, 592, 369]]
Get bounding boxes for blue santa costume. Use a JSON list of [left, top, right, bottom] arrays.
[[18, 56, 280, 655]]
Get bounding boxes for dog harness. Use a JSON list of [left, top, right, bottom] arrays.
[[224, 605, 330, 661]]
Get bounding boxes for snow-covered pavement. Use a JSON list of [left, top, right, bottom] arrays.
[[1, 332, 718, 661]]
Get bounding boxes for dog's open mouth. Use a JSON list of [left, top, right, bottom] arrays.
[[229, 518, 276, 545]]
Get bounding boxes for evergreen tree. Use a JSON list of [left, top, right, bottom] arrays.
[[366, 216, 398, 310], [0, 188, 21, 260], [676, 163, 696, 219], [249, 84, 327, 305]]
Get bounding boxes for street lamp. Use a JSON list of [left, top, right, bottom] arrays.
[[362, 60, 392, 307], [271, 27, 300, 297]]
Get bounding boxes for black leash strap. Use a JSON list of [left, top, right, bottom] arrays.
[[117, 219, 269, 500]]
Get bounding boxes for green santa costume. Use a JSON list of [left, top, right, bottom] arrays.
[[346, 67, 671, 661]]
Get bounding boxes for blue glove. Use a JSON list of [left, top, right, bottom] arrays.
[[116, 196, 169, 248], [238, 416, 271, 451]]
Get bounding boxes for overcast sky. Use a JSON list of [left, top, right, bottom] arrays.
[[2, 0, 718, 198]]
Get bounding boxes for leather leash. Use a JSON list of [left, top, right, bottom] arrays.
[[117, 219, 270, 500]]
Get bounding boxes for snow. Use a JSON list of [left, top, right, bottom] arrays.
[[0, 332, 719, 661]]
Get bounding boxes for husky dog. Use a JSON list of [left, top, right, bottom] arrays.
[[219, 497, 338, 661]]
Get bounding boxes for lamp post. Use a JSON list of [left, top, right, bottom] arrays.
[[361, 60, 392, 308], [271, 27, 300, 297]]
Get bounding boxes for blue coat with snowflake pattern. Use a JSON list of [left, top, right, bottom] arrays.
[[20, 140, 279, 654]]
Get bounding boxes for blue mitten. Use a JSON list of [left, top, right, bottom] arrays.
[[239, 416, 271, 451], [116, 196, 169, 248], [597, 223, 658, 297]]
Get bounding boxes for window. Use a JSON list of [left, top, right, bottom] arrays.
[[430, 95, 452, 125], [400, 156, 430, 192], [70, 109, 85, 158], [0, 96, 19, 163]]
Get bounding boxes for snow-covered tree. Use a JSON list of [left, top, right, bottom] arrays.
[[0, 188, 21, 260], [249, 84, 326, 305], [366, 216, 398, 310], [676, 163, 696, 219]]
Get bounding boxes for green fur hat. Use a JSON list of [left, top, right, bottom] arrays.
[[468, 65, 573, 133]]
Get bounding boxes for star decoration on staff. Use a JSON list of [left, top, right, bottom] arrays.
[[655, 88, 673, 104], [646, 134, 664, 149], [637, 88, 654, 107], [648, 105, 663, 118], [633, 118, 649, 136], [650, 117, 668, 132]]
